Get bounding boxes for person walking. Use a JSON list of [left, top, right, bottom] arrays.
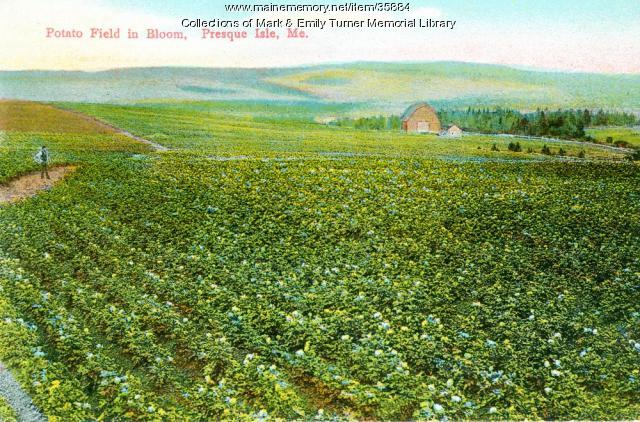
[[34, 146, 51, 179]]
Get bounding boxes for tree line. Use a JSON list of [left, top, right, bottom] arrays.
[[331, 115, 402, 130], [438, 108, 638, 140], [330, 108, 638, 141]]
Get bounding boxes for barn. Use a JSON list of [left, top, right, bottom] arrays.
[[401, 102, 442, 133]]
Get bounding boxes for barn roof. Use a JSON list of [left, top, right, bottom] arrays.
[[401, 102, 438, 121]]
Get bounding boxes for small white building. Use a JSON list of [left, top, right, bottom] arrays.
[[439, 125, 463, 138]]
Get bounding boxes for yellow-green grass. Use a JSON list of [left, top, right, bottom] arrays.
[[587, 127, 640, 148], [267, 68, 543, 105], [0, 100, 117, 134]]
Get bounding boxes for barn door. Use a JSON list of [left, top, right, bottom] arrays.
[[417, 121, 429, 132]]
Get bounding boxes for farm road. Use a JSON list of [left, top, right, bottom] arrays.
[[52, 106, 169, 152]]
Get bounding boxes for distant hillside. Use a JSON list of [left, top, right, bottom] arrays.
[[1, 62, 639, 113], [0, 67, 312, 104], [269, 62, 640, 112]]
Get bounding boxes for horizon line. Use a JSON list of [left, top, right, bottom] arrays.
[[3, 60, 640, 76]]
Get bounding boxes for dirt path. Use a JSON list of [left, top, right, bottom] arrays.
[[52, 106, 169, 151], [0, 166, 77, 204], [0, 363, 45, 422]]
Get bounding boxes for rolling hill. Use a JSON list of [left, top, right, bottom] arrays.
[[1, 62, 639, 114]]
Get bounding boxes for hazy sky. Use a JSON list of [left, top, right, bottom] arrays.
[[1, 0, 639, 72]]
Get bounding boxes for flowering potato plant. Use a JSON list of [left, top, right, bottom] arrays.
[[0, 101, 639, 419]]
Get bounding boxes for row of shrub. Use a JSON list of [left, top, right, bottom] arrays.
[[604, 136, 632, 148], [491, 142, 578, 157]]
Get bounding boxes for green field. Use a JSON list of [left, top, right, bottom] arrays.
[[1, 100, 639, 420], [59, 101, 628, 160], [587, 126, 640, 148]]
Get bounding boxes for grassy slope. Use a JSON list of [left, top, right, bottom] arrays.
[[587, 127, 640, 148]]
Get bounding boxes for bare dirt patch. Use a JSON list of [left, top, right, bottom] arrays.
[[0, 166, 77, 204]]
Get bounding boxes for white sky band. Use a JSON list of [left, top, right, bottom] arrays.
[[1, 0, 638, 72]]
